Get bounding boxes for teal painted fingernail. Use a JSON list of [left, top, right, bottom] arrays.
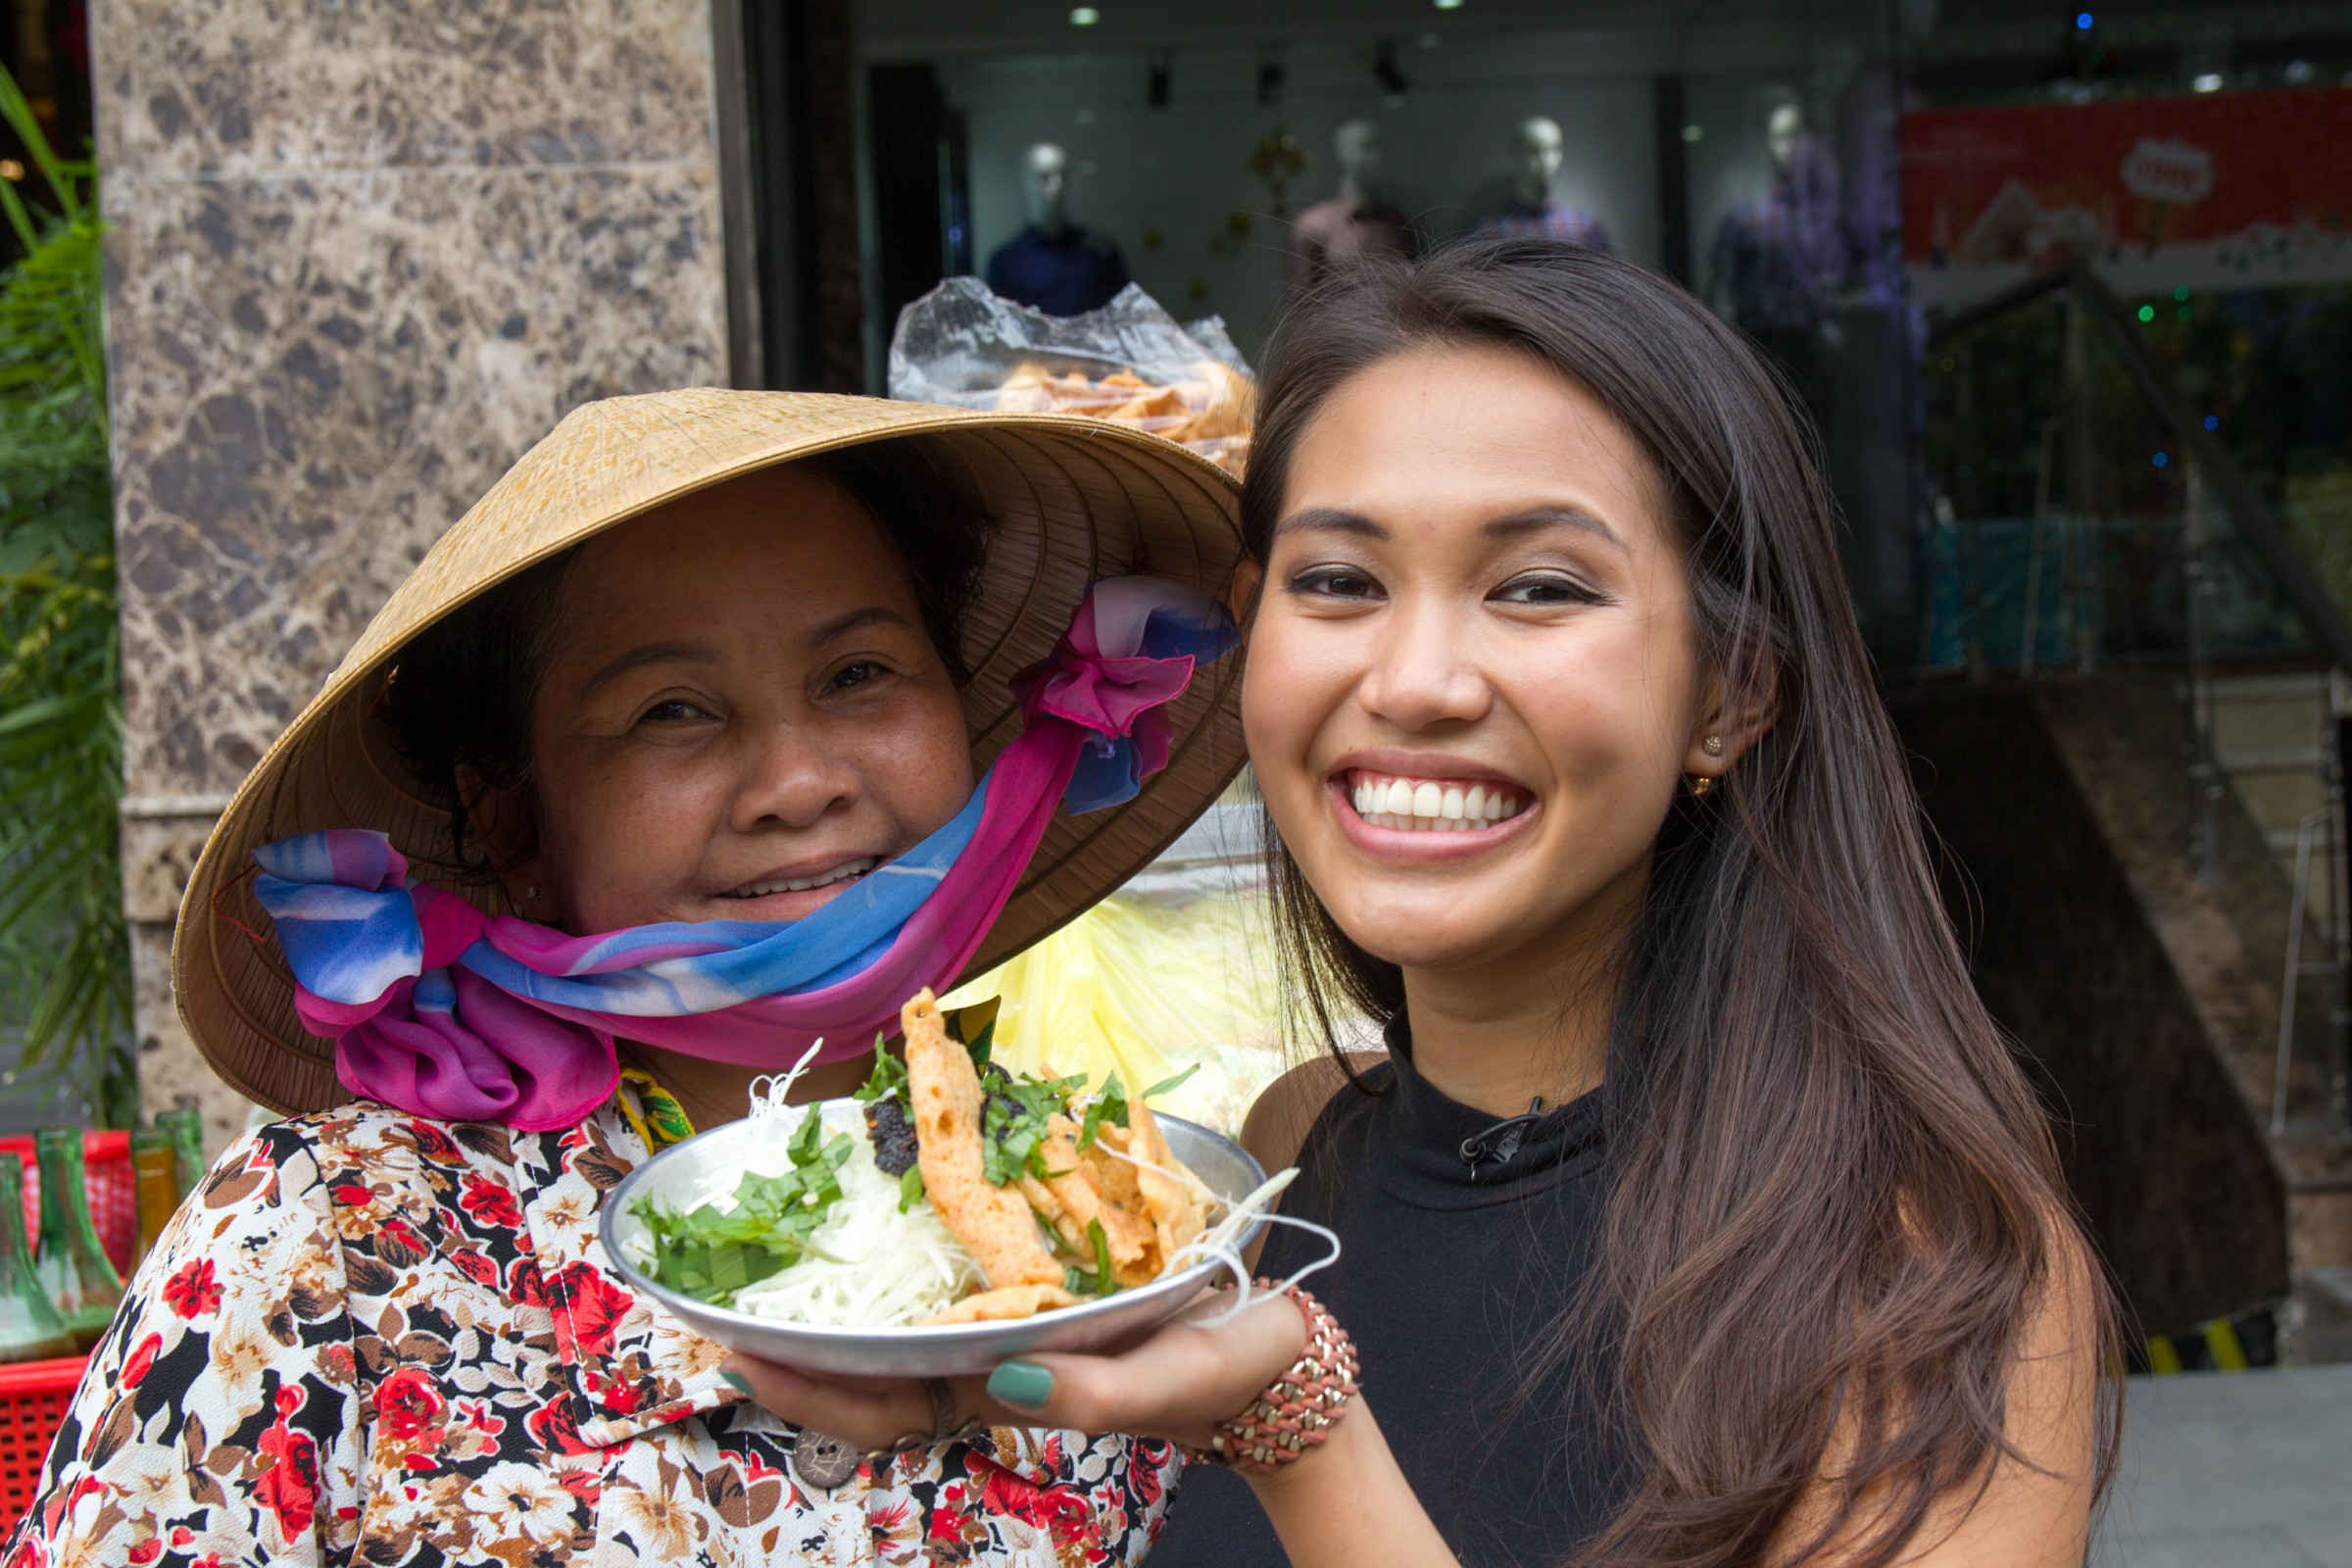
[[719, 1370, 752, 1396], [988, 1360, 1054, 1409]]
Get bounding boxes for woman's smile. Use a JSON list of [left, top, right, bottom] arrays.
[[716, 852, 885, 918], [1326, 756, 1539, 864]]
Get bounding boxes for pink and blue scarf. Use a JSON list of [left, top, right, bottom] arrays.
[[250, 576, 1236, 1131]]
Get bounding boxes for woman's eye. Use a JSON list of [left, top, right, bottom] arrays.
[[1290, 565, 1385, 601], [638, 699, 709, 725], [827, 661, 888, 691], [1493, 572, 1600, 607]]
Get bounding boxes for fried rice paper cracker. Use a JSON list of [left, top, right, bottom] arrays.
[[902, 989, 1063, 1290], [923, 1283, 1080, 1325]]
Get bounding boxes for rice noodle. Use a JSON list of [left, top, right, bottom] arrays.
[[731, 1131, 988, 1327], [681, 1084, 1321, 1331]]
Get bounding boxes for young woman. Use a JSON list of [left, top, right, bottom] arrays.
[[6, 391, 1247, 1566], [728, 241, 2119, 1567]]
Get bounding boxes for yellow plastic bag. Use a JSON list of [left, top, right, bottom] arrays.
[[941, 888, 1291, 1136]]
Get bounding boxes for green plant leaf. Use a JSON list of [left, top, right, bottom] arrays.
[[0, 61, 127, 1122]]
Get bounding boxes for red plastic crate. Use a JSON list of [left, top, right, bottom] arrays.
[[0, 1355, 86, 1534], [0, 1134, 135, 1281]]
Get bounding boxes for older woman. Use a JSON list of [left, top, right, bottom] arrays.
[[6, 391, 1245, 1566]]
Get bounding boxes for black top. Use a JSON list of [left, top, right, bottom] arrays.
[[1152, 1018, 1632, 1567]]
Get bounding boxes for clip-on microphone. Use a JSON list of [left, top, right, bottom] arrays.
[[1459, 1097, 1546, 1184]]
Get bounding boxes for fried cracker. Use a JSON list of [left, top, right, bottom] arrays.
[[902, 989, 1063, 1291], [923, 1283, 1079, 1325]]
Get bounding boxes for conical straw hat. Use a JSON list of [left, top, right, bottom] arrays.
[[177, 388, 1248, 1117]]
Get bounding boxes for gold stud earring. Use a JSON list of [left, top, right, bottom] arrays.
[[1701, 734, 1724, 756], [524, 886, 543, 903], [1687, 774, 1717, 798]]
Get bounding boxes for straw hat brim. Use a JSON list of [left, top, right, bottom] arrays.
[[175, 389, 1248, 1117]]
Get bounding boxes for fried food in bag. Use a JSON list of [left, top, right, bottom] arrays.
[[889, 278, 1255, 475]]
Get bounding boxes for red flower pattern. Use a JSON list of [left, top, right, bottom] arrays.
[[160, 1259, 221, 1320], [0, 1103, 1174, 1566], [458, 1173, 524, 1231], [374, 1368, 445, 1446]]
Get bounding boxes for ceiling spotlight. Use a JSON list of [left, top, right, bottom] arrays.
[[1373, 39, 1409, 96], [1069, 6, 1100, 24], [2193, 72, 2223, 92], [1435, 0, 1465, 9]]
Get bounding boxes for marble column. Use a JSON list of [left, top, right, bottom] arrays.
[[92, 1, 732, 1153]]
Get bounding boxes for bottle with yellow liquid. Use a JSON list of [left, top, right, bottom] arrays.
[[129, 1129, 180, 1276]]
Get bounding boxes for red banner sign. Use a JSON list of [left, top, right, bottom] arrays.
[[1900, 86, 2352, 304]]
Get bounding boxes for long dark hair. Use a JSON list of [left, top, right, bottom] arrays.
[[1243, 237, 2118, 1566]]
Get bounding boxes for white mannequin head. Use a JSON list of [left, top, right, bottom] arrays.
[[1766, 103, 1803, 173], [1334, 119, 1379, 203], [1023, 142, 1069, 235], [1512, 116, 1564, 206]]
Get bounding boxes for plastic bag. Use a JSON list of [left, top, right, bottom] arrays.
[[889, 277, 1255, 475], [939, 887, 1292, 1136]]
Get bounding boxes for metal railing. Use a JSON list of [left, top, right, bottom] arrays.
[[1928, 261, 2352, 1137]]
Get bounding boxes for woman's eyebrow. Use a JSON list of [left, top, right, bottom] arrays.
[[579, 642, 713, 698], [1484, 506, 1627, 551], [1274, 507, 1386, 540], [804, 605, 917, 647]]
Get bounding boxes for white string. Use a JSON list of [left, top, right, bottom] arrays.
[[1100, 1146, 1344, 1328], [746, 1037, 828, 1121]]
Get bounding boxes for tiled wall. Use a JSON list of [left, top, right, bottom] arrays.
[[93, 0, 731, 1150]]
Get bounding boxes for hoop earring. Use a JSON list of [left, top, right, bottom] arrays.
[[1687, 774, 1718, 799]]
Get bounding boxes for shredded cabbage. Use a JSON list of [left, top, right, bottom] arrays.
[[730, 1130, 987, 1327]]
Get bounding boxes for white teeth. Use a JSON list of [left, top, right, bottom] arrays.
[[1344, 772, 1529, 831], [735, 858, 876, 897]]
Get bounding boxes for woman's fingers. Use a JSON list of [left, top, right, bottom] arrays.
[[982, 1292, 1307, 1444], [720, 1356, 939, 1451], [721, 1289, 1308, 1451]]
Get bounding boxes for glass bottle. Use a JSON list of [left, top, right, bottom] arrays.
[[129, 1129, 179, 1275], [155, 1108, 207, 1200], [32, 1129, 122, 1352], [0, 1157, 74, 1363]]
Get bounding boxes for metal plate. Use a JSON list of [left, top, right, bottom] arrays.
[[600, 1101, 1268, 1378]]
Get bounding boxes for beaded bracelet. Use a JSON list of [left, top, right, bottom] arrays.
[[1187, 1280, 1360, 1474]]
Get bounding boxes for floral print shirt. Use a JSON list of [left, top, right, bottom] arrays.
[[1, 1102, 1179, 1566]]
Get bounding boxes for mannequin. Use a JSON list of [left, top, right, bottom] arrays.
[[1478, 116, 1610, 249], [1706, 100, 1844, 335], [985, 141, 1130, 316], [1286, 120, 1425, 298]]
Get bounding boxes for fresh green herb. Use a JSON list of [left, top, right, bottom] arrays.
[[1077, 1073, 1128, 1152], [1062, 1219, 1118, 1298], [980, 1063, 1089, 1187], [1074, 1061, 1202, 1152], [854, 1036, 906, 1104], [898, 1164, 926, 1214], [632, 1105, 857, 1304], [1137, 1063, 1200, 1102]]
